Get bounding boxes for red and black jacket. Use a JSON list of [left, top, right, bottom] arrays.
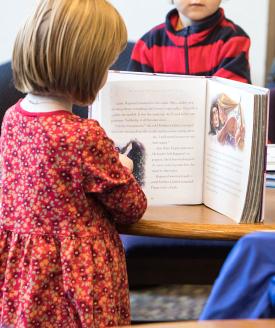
[[128, 8, 251, 83]]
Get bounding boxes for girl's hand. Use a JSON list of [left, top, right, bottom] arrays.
[[119, 153, 133, 172]]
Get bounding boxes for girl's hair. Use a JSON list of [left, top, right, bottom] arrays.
[[12, 0, 127, 105]]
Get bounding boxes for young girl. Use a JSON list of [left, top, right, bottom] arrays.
[[0, 0, 147, 327], [128, 0, 251, 83]]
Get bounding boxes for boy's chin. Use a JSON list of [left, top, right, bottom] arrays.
[[188, 13, 210, 21], [186, 9, 217, 22]]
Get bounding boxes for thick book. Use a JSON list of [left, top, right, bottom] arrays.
[[89, 71, 269, 223]]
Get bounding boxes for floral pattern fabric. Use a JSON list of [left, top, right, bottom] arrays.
[[0, 101, 147, 327]]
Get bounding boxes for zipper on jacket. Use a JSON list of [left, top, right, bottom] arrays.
[[183, 26, 190, 74]]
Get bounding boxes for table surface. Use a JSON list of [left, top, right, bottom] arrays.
[[123, 320, 275, 328], [118, 189, 275, 240]]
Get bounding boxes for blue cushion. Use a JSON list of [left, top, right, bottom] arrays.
[[121, 234, 234, 258]]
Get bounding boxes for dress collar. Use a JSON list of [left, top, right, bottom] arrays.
[[21, 93, 73, 113]]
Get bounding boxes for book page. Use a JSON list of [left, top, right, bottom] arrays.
[[267, 144, 275, 171], [203, 79, 255, 222], [91, 73, 207, 205]]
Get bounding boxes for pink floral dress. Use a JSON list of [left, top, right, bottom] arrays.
[[0, 101, 147, 327]]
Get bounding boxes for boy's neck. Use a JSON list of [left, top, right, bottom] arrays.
[[176, 8, 221, 31], [176, 13, 192, 31]]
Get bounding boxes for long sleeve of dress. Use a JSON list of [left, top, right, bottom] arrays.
[[82, 120, 147, 224]]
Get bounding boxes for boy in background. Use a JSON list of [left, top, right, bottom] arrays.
[[128, 0, 251, 83]]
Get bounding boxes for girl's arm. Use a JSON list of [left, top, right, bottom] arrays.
[[0, 154, 2, 204], [82, 121, 147, 224]]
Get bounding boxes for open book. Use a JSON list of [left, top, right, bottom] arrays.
[[89, 71, 269, 223]]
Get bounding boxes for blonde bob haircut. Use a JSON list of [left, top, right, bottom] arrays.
[[12, 0, 127, 105]]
